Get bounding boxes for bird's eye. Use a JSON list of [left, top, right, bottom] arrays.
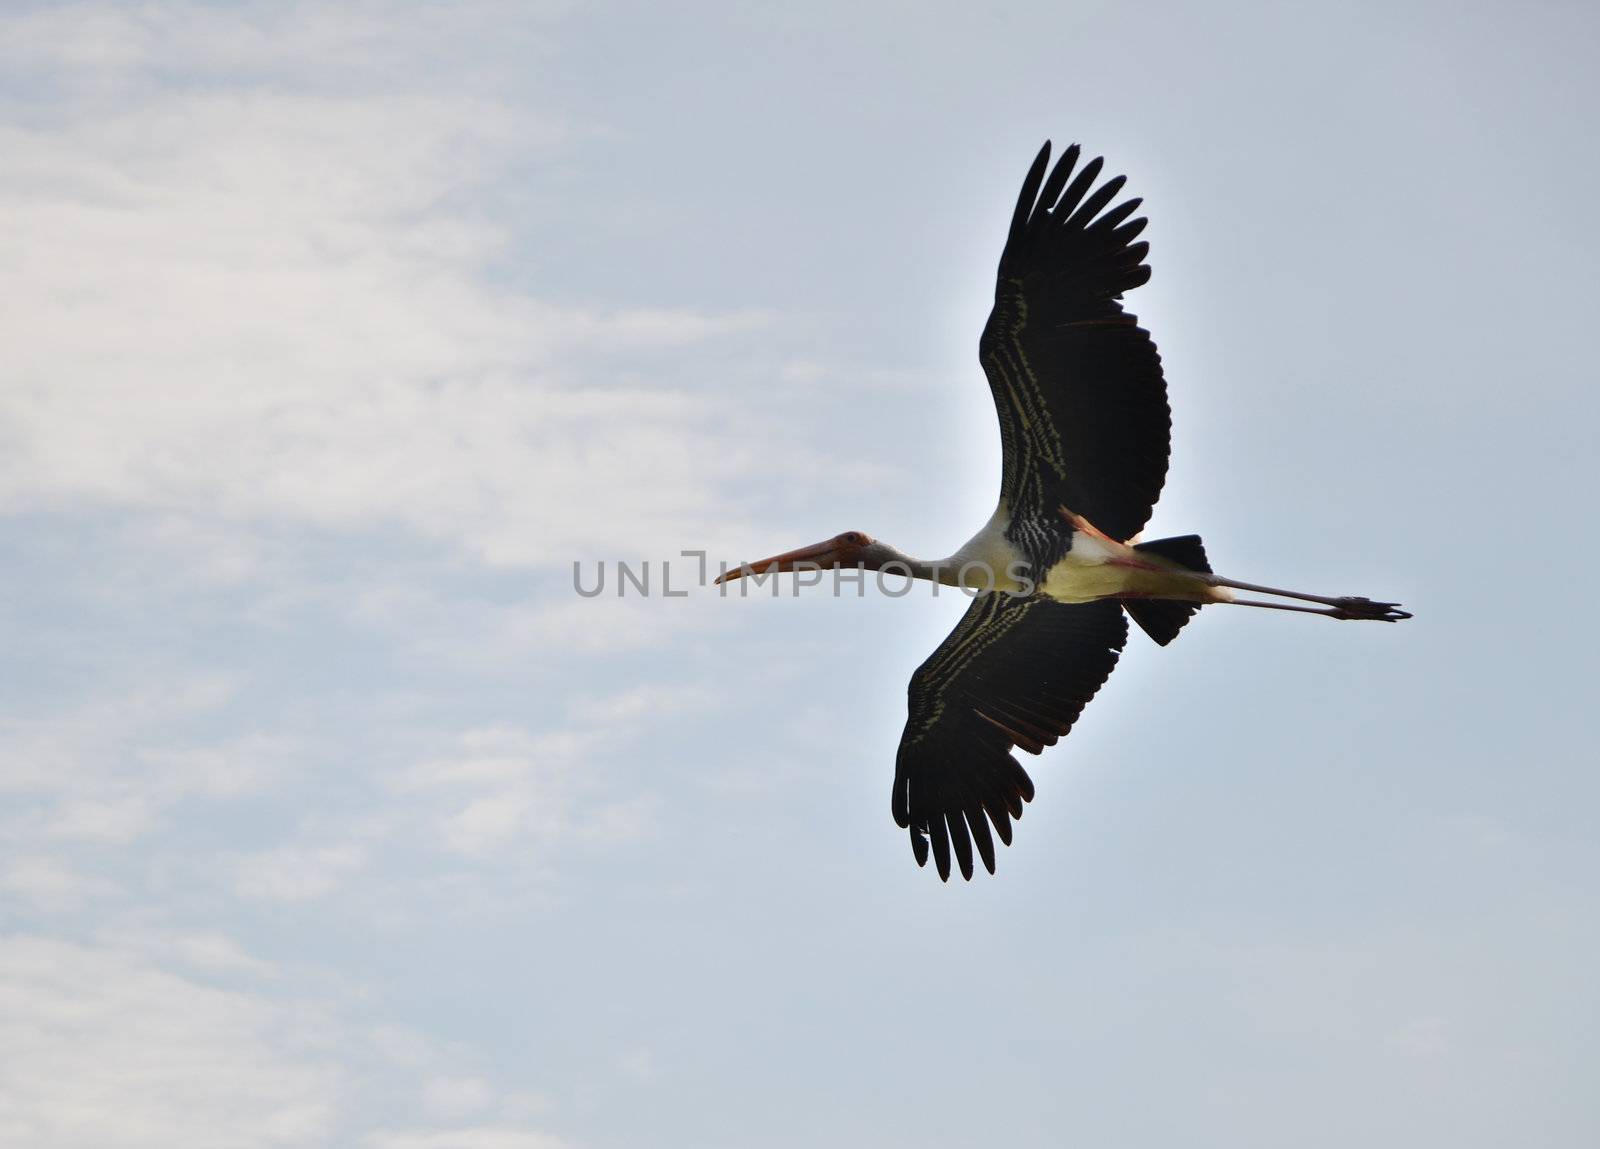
[[844, 532, 865, 545]]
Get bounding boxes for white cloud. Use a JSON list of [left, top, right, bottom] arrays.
[[95, 929, 280, 981], [0, 931, 581, 1148], [496, 596, 724, 657], [400, 728, 615, 857], [568, 683, 715, 725], [422, 1077, 494, 1120], [445, 796, 533, 855], [368, 1130, 572, 1149], [234, 844, 367, 902], [122, 514, 273, 585], [0, 936, 338, 1148], [378, 674, 731, 864], [42, 795, 157, 843], [370, 1024, 442, 1069], [0, 857, 116, 912], [0, 674, 240, 794], [0, 683, 297, 851], [0, 3, 566, 103], [0, 2, 775, 572]]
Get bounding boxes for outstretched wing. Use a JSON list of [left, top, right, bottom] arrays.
[[893, 593, 1129, 881], [981, 141, 1171, 545]]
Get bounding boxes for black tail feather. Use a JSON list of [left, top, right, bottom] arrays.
[[1132, 533, 1210, 573], [1123, 598, 1199, 646], [1123, 534, 1211, 647]]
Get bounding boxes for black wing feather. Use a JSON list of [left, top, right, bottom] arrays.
[[893, 594, 1129, 881], [981, 141, 1171, 545]]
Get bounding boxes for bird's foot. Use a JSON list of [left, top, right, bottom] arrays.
[[1327, 596, 1411, 622]]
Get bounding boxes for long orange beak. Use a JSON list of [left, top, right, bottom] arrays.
[[714, 538, 846, 584]]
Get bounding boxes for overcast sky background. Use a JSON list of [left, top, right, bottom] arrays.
[[2, 2, 1597, 1147]]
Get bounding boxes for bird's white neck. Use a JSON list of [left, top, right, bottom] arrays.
[[882, 506, 1030, 592]]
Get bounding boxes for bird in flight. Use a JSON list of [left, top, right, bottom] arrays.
[[718, 141, 1409, 882]]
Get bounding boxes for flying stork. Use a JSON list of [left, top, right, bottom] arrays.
[[718, 141, 1410, 882]]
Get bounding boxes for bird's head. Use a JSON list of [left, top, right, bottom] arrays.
[[715, 530, 897, 583]]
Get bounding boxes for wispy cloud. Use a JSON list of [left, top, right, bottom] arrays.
[[0, 680, 296, 847], [95, 928, 282, 981], [0, 936, 339, 1148], [421, 1077, 495, 1120], [0, 1, 775, 572], [233, 843, 368, 903], [0, 2, 561, 98], [0, 932, 579, 1148], [367, 1130, 573, 1149], [1, 857, 117, 912], [567, 683, 715, 725], [397, 726, 646, 858]]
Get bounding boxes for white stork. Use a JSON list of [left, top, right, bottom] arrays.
[[718, 141, 1409, 881]]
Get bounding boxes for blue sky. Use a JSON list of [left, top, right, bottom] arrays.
[[2, 2, 1597, 1147]]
